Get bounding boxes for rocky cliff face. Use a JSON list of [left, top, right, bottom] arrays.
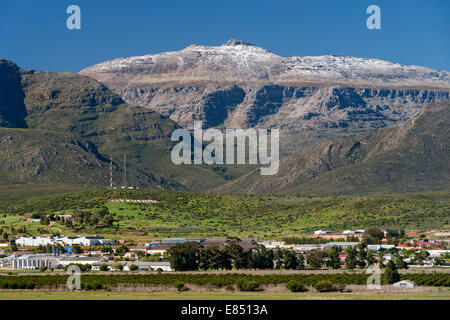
[[214, 100, 450, 194], [80, 40, 450, 153], [118, 84, 449, 153]]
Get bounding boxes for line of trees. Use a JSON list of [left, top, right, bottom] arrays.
[[169, 238, 413, 272], [169, 238, 283, 271]]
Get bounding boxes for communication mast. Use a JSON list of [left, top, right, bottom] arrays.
[[109, 156, 113, 190], [123, 154, 127, 188]]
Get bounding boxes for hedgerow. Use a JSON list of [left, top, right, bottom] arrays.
[[0, 272, 448, 290]]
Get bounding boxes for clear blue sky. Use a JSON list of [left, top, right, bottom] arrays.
[[1, 0, 449, 73]]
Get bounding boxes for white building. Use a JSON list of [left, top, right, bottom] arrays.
[[393, 280, 417, 288], [321, 242, 360, 249], [343, 229, 365, 235], [11, 254, 60, 270], [57, 256, 108, 267], [15, 237, 54, 247], [367, 244, 396, 250], [292, 244, 321, 252], [14, 236, 114, 247], [427, 250, 450, 258], [122, 261, 172, 272], [314, 230, 332, 235], [71, 236, 114, 246]]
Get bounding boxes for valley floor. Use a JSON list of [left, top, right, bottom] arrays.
[[0, 290, 448, 300]]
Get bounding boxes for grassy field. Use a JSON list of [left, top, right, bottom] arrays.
[[0, 290, 448, 300], [0, 188, 449, 239]]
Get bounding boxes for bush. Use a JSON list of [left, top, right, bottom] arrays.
[[129, 264, 139, 271], [112, 263, 123, 271], [225, 285, 235, 291], [313, 280, 336, 292], [92, 282, 103, 290], [99, 264, 109, 271], [286, 280, 307, 292], [174, 281, 185, 291], [84, 282, 103, 290], [39, 265, 47, 272], [236, 278, 260, 292]]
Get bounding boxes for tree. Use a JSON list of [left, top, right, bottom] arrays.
[[384, 260, 400, 284], [115, 245, 129, 255], [274, 248, 283, 269], [129, 264, 139, 271], [297, 253, 305, 270], [250, 246, 274, 269], [112, 263, 124, 271], [224, 238, 250, 270], [217, 249, 232, 270], [327, 246, 341, 269], [345, 246, 358, 269], [169, 242, 202, 271], [362, 227, 384, 245], [99, 263, 109, 271], [101, 246, 113, 253], [366, 250, 376, 266], [283, 249, 299, 270], [199, 246, 222, 270], [102, 214, 114, 227], [305, 249, 326, 269], [434, 257, 442, 266], [64, 219, 73, 228], [95, 207, 109, 216], [394, 258, 408, 270], [357, 245, 367, 269], [41, 217, 50, 226]]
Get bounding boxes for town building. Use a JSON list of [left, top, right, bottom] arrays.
[[14, 236, 114, 247], [122, 261, 172, 271], [320, 242, 360, 249], [161, 238, 205, 245], [11, 254, 60, 270], [367, 244, 396, 250], [393, 280, 417, 288]]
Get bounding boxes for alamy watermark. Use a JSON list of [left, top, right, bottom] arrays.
[[66, 264, 81, 290], [366, 5, 381, 30], [366, 265, 381, 289], [171, 121, 279, 175], [66, 5, 81, 30]]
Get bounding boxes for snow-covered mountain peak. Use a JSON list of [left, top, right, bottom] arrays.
[[222, 39, 257, 47], [80, 41, 450, 89]]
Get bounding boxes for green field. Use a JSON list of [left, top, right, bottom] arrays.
[[0, 290, 448, 300], [0, 188, 449, 239]]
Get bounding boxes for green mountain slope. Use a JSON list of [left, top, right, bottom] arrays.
[[215, 100, 450, 194], [0, 59, 247, 191]]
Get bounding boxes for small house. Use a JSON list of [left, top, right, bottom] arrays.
[[393, 280, 417, 288]]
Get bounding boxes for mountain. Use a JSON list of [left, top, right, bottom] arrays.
[[0, 59, 27, 128], [80, 40, 450, 154], [214, 100, 450, 194], [0, 59, 247, 191], [80, 39, 450, 89]]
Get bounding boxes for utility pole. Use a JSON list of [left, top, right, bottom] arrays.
[[109, 156, 113, 190], [123, 154, 127, 188]]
